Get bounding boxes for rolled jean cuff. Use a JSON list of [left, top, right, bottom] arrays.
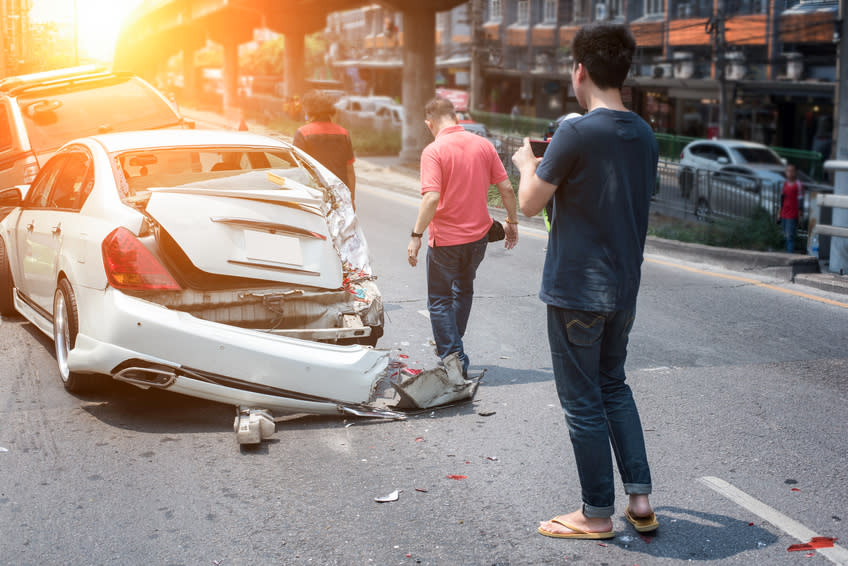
[[624, 483, 652, 495], [582, 503, 615, 519]]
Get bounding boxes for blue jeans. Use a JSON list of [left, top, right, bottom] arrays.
[[547, 306, 652, 518], [782, 218, 797, 253], [426, 235, 488, 375]]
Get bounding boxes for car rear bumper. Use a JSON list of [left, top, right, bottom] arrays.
[[66, 287, 390, 412]]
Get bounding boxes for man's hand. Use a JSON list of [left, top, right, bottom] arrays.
[[504, 222, 518, 250], [512, 137, 542, 174], [408, 237, 422, 267]]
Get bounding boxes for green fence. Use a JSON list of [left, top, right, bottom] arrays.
[[654, 133, 825, 181]]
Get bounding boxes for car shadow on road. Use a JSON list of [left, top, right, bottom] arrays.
[[609, 506, 779, 561]]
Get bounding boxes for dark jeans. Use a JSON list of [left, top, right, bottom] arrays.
[[426, 235, 488, 375], [782, 218, 797, 253], [547, 305, 652, 518]]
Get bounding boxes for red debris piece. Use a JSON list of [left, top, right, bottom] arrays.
[[406, 554, 412, 558], [597, 543, 607, 547], [446, 474, 468, 480], [414, 437, 424, 442], [639, 535, 653, 544], [806, 553, 815, 557], [402, 368, 422, 376], [787, 537, 838, 552], [791, 488, 801, 492], [748, 522, 755, 526], [465, 461, 471, 464], [415, 487, 428, 493], [398, 354, 409, 359]]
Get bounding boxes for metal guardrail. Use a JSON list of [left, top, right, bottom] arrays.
[[813, 194, 848, 240]]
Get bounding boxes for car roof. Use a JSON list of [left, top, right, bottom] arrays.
[[689, 139, 773, 150], [0, 66, 126, 96], [89, 129, 290, 153]]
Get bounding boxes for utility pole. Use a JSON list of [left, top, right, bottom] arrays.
[[707, 2, 728, 137], [469, 0, 483, 112]]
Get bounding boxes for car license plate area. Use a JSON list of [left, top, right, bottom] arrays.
[[244, 229, 303, 266]]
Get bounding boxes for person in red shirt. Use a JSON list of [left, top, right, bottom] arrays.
[[407, 97, 518, 377], [293, 91, 356, 205], [779, 163, 803, 253]]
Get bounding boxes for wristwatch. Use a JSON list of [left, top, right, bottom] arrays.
[[411, 230, 423, 238]]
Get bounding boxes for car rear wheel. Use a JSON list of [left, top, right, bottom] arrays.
[[53, 278, 98, 392], [0, 239, 16, 316]]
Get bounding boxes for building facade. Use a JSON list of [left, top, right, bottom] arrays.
[[325, 0, 836, 152], [0, 0, 32, 78]]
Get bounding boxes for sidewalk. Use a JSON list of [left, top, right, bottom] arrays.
[[182, 107, 848, 297]]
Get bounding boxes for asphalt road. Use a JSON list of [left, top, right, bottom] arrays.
[[1, 181, 847, 566]]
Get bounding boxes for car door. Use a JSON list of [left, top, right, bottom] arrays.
[[16, 152, 91, 313]]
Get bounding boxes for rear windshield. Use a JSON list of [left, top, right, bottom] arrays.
[[18, 77, 180, 152], [113, 147, 323, 200], [732, 147, 782, 166]]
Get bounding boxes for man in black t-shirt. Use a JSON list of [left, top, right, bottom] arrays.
[[513, 23, 659, 540]]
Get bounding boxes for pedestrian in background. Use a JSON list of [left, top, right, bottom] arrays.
[[512, 23, 658, 540], [779, 162, 803, 253], [408, 97, 518, 377], [293, 90, 356, 205]]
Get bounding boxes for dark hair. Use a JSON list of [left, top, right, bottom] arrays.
[[571, 23, 636, 90], [302, 90, 337, 120], [425, 97, 456, 121]]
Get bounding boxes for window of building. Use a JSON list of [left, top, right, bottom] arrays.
[[517, 0, 530, 24], [609, 0, 623, 17], [543, 0, 558, 22], [489, 0, 502, 21], [645, 0, 664, 16]]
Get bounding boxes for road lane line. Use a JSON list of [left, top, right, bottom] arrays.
[[648, 257, 848, 309], [699, 476, 848, 565]]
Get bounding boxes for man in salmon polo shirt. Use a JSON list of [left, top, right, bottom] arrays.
[[407, 97, 519, 377]]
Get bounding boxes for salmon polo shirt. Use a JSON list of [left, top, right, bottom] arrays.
[[420, 124, 509, 247]]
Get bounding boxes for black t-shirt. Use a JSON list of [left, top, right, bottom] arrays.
[[535, 109, 658, 311]]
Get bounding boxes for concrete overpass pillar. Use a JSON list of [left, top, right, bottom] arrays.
[[222, 39, 240, 114], [284, 32, 306, 98], [398, 7, 437, 163]]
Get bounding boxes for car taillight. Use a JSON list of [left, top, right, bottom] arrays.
[[102, 227, 180, 290]]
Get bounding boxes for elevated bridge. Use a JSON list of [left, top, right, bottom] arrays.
[[115, 0, 466, 160]]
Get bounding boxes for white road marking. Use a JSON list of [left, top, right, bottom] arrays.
[[699, 476, 848, 565], [417, 309, 430, 319]]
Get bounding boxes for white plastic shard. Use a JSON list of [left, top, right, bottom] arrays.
[[374, 490, 400, 503], [391, 352, 481, 410]]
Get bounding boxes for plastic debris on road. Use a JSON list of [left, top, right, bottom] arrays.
[[787, 537, 837, 552], [375, 490, 400, 503], [446, 474, 467, 480]]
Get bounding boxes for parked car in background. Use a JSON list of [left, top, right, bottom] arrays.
[[0, 65, 188, 190], [374, 103, 403, 131], [0, 129, 391, 419], [678, 139, 786, 197], [688, 163, 829, 220], [333, 95, 394, 119], [460, 122, 502, 152]]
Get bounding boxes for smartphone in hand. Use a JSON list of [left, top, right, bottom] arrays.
[[530, 139, 550, 157]]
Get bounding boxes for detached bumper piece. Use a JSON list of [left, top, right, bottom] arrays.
[[391, 352, 481, 410]]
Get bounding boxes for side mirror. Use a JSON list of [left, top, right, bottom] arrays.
[[0, 186, 23, 207]]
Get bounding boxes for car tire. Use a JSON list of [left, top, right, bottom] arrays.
[[679, 167, 694, 198], [695, 198, 712, 221], [0, 239, 16, 316], [53, 278, 98, 392]]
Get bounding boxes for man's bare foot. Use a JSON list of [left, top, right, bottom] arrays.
[[627, 494, 653, 518], [538, 509, 613, 536]]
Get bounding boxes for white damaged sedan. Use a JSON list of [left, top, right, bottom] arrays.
[[0, 130, 398, 431]]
